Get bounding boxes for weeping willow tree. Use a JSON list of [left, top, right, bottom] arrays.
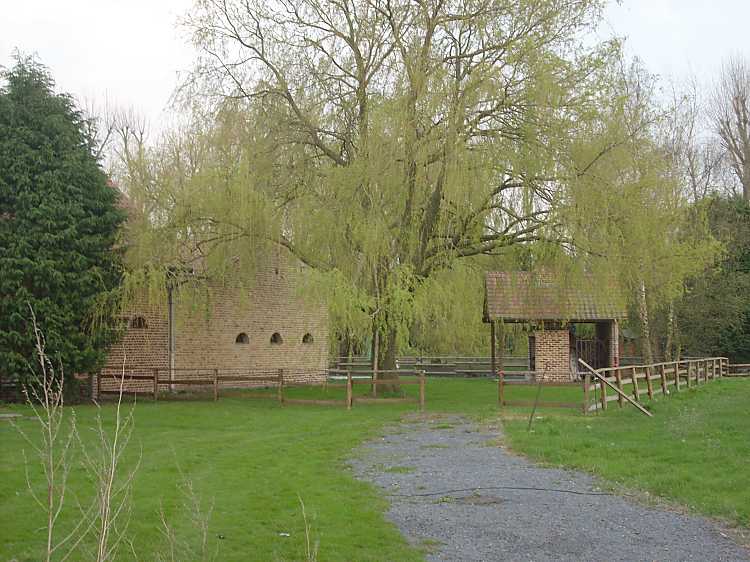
[[156, 0, 632, 373], [563, 61, 720, 362]]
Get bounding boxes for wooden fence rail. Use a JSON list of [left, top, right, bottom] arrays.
[[727, 363, 750, 377], [496, 357, 731, 415], [583, 357, 729, 413], [95, 367, 426, 410]]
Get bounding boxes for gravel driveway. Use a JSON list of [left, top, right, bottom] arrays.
[[350, 415, 749, 562]]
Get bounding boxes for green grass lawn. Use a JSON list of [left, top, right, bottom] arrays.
[[0, 378, 498, 561], [2, 376, 748, 561], [502, 378, 750, 527]]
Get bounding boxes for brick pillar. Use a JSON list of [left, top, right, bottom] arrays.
[[533, 329, 571, 380]]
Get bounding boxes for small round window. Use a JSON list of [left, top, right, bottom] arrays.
[[270, 332, 283, 345], [235, 333, 249, 344], [302, 333, 314, 344], [130, 316, 147, 329]]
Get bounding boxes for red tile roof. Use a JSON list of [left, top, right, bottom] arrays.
[[484, 271, 626, 322]]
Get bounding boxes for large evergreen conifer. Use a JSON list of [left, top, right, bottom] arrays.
[[0, 56, 125, 394]]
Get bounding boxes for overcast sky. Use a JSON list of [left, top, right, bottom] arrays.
[[2, 1, 748, 128]]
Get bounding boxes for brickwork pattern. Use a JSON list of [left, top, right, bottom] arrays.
[[533, 329, 571, 380], [98, 259, 328, 395]]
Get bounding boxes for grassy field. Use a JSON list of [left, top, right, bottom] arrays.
[[502, 378, 750, 528], [0, 377, 498, 561], [2, 376, 748, 561]]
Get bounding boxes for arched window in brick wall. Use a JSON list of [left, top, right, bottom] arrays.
[[302, 333, 314, 344], [130, 316, 147, 329], [235, 333, 249, 344], [270, 332, 283, 345]]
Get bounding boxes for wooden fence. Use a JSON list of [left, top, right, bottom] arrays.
[[96, 367, 426, 410], [584, 357, 729, 413], [330, 355, 647, 377], [497, 358, 735, 414], [332, 355, 528, 377], [727, 363, 750, 377]]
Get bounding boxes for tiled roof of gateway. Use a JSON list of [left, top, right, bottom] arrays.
[[484, 271, 626, 322]]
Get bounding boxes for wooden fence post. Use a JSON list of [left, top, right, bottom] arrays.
[[213, 369, 219, 402], [583, 374, 591, 414], [153, 368, 158, 402], [419, 371, 425, 412], [498, 370, 505, 408], [674, 361, 681, 391], [346, 371, 353, 410], [372, 368, 377, 398], [615, 368, 623, 408], [631, 367, 639, 402], [600, 376, 607, 411], [277, 369, 284, 405], [660, 364, 667, 395], [645, 366, 654, 400]]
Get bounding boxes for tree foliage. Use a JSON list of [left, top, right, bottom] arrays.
[[0, 56, 125, 392], [676, 197, 750, 362], [145, 0, 626, 363], [114, 2, 721, 365]]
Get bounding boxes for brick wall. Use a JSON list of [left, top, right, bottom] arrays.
[[533, 329, 571, 380], [99, 298, 169, 393], [98, 258, 328, 395]]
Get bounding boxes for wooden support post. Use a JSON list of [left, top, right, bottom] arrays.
[[583, 374, 591, 414], [213, 369, 218, 402], [631, 367, 639, 402], [419, 371, 425, 412], [153, 368, 158, 402], [645, 366, 654, 399], [578, 359, 653, 417], [660, 364, 667, 395], [96, 371, 102, 401], [346, 371, 353, 410], [600, 376, 607, 411], [615, 368, 624, 408], [687, 362, 693, 388], [490, 321, 497, 381], [498, 370, 505, 407], [277, 369, 284, 405], [372, 330, 379, 398]]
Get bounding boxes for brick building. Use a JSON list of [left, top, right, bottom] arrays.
[[99, 255, 329, 393], [483, 271, 626, 381]]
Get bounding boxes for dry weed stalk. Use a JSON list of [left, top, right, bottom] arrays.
[[13, 305, 91, 561], [78, 360, 141, 562], [156, 457, 218, 562], [14, 305, 140, 561], [299, 495, 319, 562]]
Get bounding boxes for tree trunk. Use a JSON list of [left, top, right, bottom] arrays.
[[638, 279, 654, 364], [372, 322, 400, 394], [664, 301, 675, 362]]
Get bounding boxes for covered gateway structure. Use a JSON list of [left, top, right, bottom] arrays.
[[484, 271, 626, 381]]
